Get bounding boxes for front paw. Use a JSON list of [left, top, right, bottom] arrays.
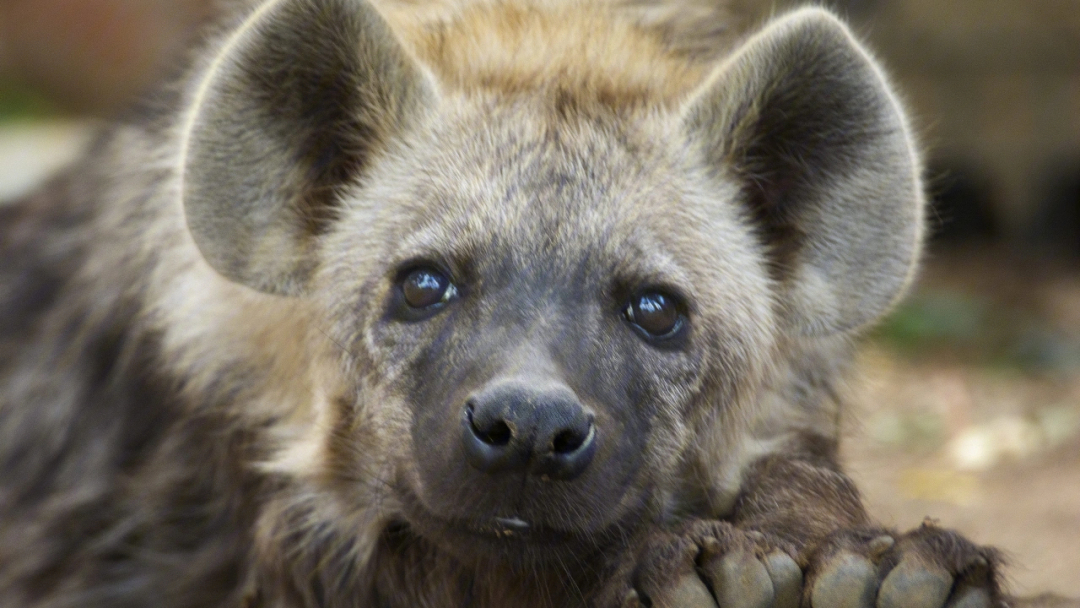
[[806, 521, 1002, 608], [595, 520, 801, 608]]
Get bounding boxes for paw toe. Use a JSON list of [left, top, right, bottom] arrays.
[[703, 550, 773, 608], [649, 573, 718, 608], [812, 552, 878, 608], [877, 558, 953, 608], [947, 587, 993, 608], [763, 551, 802, 608]]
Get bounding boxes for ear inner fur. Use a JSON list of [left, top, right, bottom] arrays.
[[682, 8, 925, 336], [180, 0, 437, 295]]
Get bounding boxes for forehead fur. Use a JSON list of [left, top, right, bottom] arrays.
[[377, 0, 720, 107], [327, 98, 775, 344], [348, 100, 678, 264]]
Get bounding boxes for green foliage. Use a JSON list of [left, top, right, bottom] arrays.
[[0, 81, 58, 122], [875, 290, 1080, 372]]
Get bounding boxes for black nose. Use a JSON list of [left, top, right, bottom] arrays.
[[461, 383, 597, 481]]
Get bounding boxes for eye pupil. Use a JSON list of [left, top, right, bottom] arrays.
[[629, 292, 681, 337], [403, 268, 450, 309]]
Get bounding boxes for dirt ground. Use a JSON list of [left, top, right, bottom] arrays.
[[844, 255, 1080, 598]]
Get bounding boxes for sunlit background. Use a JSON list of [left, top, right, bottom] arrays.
[[1, 0, 1078, 597]]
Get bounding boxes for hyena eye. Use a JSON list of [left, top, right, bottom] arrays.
[[401, 267, 457, 309], [624, 291, 684, 338]]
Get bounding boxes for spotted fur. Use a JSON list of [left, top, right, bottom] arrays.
[[0, 1, 1011, 607]]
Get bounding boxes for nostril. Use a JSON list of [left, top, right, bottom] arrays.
[[550, 415, 594, 455], [462, 401, 527, 474], [551, 428, 585, 454], [531, 419, 596, 481], [466, 403, 513, 446], [462, 388, 594, 478], [479, 420, 512, 446]]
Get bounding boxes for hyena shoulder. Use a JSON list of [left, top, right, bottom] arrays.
[[0, 127, 282, 605]]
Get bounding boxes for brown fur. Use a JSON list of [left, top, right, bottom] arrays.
[[383, 0, 717, 106]]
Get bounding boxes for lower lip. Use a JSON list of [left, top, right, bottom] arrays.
[[475, 517, 534, 538], [463, 517, 574, 545], [493, 517, 531, 533]]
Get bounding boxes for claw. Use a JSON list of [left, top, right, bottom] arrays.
[[624, 588, 645, 608], [867, 535, 896, 559], [700, 537, 722, 559]]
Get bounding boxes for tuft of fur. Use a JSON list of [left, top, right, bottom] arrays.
[[376, 0, 728, 106]]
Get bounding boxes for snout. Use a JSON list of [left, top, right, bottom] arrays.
[[461, 382, 597, 481]]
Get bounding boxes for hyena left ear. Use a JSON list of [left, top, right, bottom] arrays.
[[683, 7, 925, 335], [180, 0, 436, 295]]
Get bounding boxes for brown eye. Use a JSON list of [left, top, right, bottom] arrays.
[[402, 267, 456, 309], [624, 291, 683, 337]]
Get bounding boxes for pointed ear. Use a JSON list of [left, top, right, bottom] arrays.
[[180, 0, 436, 295], [683, 8, 925, 335]]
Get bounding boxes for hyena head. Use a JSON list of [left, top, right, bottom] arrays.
[[179, 0, 922, 562]]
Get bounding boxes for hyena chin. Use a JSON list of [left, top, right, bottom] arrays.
[[0, 0, 1035, 607]]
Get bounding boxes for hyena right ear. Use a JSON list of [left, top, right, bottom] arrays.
[[683, 8, 925, 336], [180, 0, 436, 295]]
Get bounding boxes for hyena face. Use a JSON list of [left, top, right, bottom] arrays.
[[180, 0, 921, 565], [317, 99, 777, 557]]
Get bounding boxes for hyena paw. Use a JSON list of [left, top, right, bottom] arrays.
[[807, 521, 1003, 608], [597, 520, 802, 608]]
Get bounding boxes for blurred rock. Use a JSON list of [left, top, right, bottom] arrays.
[[1037, 406, 1080, 449], [948, 416, 1043, 471], [0, 121, 95, 202], [871, 411, 949, 453], [896, 468, 980, 505]]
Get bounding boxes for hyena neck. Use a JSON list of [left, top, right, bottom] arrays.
[[0, 168, 273, 607]]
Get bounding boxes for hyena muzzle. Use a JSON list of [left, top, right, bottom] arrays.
[[0, 0, 1061, 607]]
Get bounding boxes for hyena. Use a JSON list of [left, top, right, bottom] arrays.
[[0, 0, 1047, 606]]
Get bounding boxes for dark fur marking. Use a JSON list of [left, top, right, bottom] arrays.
[[0, 185, 265, 604]]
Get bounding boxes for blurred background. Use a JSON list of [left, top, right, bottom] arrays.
[[1, 0, 1078, 597]]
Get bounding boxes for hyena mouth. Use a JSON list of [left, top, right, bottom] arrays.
[[465, 517, 567, 543], [396, 513, 581, 562], [412, 503, 577, 547], [490, 516, 532, 535], [397, 479, 653, 563], [441, 514, 633, 560]]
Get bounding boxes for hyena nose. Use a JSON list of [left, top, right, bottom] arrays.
[[461, 384, 597, 481]]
